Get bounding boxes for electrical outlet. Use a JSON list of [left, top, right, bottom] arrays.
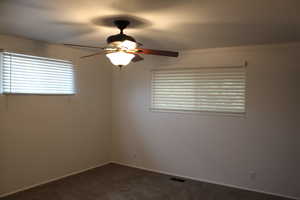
[[249, 171, 257, 180], [132, 153, 137, 160]]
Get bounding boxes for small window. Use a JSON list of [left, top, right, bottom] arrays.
[[151, 66, 246, 114], [0, 52, 75, 95]]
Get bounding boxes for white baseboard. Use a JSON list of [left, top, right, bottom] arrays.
[[0, 161, 110, 198], [112, 161, 299, 200]]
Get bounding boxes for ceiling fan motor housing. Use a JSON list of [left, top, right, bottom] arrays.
[[106, 34, 136, 44], [106, 20, 136, 44], [114, 20, 130, 31]]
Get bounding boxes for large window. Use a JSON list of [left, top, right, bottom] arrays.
[[151, 66, 246, 114], [0, 52, 75, 95]]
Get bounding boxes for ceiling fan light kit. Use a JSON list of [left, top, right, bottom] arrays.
[[64, 20, 179, 68], [106, 52, 135, 66]]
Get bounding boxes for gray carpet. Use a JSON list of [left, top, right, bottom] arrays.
[[1, 163, 293, 200]]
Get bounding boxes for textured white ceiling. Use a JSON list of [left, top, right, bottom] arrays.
[[0, 0, 300, 50]]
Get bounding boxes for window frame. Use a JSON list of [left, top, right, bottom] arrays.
[[150, 65, 248, 116], [0, 51, 76, 96]]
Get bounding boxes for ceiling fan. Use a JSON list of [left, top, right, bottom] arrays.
[[64, 20, 179, 68]]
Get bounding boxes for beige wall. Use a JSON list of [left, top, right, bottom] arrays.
[[0, 34, 112, 195], [297, 65, 300, 198], [112, 43, 300, 199]]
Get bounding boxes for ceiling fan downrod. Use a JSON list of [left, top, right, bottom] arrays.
[[114, 20, 130, 34]]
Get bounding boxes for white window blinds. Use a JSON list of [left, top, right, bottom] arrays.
[[0, 52, 75, 94], [151, 66, 246, 114]]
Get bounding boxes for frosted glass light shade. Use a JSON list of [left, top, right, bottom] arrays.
[[106, 52, 135, 66], [108, 40, 137, 50], [121, 40, 137, 50]]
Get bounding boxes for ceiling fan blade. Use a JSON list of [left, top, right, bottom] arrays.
[[64, 44, 104, 50], [135, 48, 179, 57], [136, 42, 143, 47], [80, 52, 104, 59], [132, 54, 144, 62]]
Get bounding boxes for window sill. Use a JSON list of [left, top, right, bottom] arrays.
[[149, 108, 246, 118], [1, 93, 76, 96]]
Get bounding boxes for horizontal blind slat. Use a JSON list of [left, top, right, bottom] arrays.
[[3, 71, 73, 79], [3, 76, 74, 84], [153, 97, 245, 101], [153, 87, 245, 90], [153, 92, 245, 95], [3, 60, 73, 70], [153, 102, 244, 107], [3, 82, 73, 88], [3, 65, 73, 75], [153, 76, 245, 81], [3, 53, 72, 64], [153, 69, 244, 74], [4, 90, 74, 94], [3, 60, 73, 69], [153, 105, 245, 111], [153, 98, 245, 103]]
